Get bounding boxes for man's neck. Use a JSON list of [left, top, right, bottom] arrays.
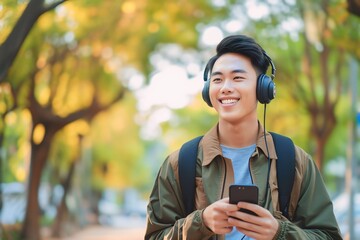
[[218, 119, 259, 148]]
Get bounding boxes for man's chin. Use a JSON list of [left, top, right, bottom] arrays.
[[219, 114, 244, 125]]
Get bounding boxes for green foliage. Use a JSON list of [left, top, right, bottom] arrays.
[[325, 97, 351, 161], [89, 93, 146, 190], [0, 1, 26, 43], [161, 95, 217, 151], [1, 223, 22, 240], [2, 109, 31, 182], [46, 123, 83, 183]]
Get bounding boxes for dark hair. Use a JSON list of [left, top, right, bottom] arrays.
[[203, 35, 269, 81]]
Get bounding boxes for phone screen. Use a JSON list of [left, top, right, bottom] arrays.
[[229, 185, 258, 216]]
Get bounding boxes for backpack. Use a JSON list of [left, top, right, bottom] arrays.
[[178, 132, 295, 219]]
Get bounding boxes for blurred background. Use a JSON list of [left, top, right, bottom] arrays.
[[0, 0, 359, 239]]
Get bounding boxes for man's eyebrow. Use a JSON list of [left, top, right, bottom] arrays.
[[211, 69, 247, 76], [211, 71, 223, 76], [232, 69, 247, 74]]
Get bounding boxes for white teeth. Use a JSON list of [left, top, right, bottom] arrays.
[[221, 99, 238, 104]]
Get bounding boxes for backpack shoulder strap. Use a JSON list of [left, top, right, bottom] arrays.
[[269, 132, 295, 219], [178, 136, 203, 216]]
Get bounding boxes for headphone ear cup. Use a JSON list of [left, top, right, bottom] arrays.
[[257, 74, 276, 104], [202, 80, 212, 107]]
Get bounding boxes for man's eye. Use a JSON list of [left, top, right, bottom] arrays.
[[234, 76, 245, 81], [212, 78, 222, 82]]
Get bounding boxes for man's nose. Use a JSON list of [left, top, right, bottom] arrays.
[[221, 79, 234, 93]]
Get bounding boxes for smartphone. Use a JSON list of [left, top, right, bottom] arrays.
[[229, 185, 259, 216]]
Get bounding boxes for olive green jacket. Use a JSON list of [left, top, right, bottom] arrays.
[[145, 124, 342, 239]]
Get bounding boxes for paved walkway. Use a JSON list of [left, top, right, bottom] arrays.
[[61, 225, 145, 240], [45, 215, 146, 240]]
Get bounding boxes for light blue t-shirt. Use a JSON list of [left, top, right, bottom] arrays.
[[221, 144, 256, 240]]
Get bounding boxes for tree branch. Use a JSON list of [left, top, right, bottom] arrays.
[[0, 0, 66, 82], [333, 49, 345, 105], [59, 88, 127, 128], [42, 0, 68, 13], [347, 0, 360, 17]]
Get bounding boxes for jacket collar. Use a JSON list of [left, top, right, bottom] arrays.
[[201, 121, 278, 166]]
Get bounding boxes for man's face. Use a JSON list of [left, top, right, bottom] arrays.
[[209, 53, 258, 124]]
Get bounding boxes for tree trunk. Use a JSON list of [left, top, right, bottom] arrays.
[[20, 129, 55, 240], [89, 190, 102, 225], [51, 160, 76, 237], [308, 104, 336, 172], [295, 1, 344, 175], [0, 132, 4, 212], [348, 0, 360, 17], [314, 135, 327, 171]]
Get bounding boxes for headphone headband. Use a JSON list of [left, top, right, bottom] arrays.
[[263, 52, 276, 80]]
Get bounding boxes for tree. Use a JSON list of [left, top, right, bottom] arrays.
[[0, 1, 67, 226], [287, 0, 359, 171], [1, 1, 235, 239], [238, 0, 360, 172], [2, 7, 127, 238], [19, 43, 125, 239], [0, 0, 67, 82]]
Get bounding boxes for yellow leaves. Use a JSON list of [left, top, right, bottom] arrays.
[[92, 41, 104, 57], [147, 22, 160, 33], [51, 72, 95, 117], [153, 10, 167, 22], [88, 95, 145, 189], [48, 119, 90, 171], [13, 161, 27, 181], [37, 85, 50, 106], [0, 82, 13, 114], [122, 1, 136, 14], [36, 55, 47, 69], [33, 123, 45, 144], [0, 2, 26, 42], [37, 13, 53, 30], [9, 140, 29, 182], [65, 3, 88, 27], [91, 100, 131, 140], [5, 110, 16, 125], [328, 1, 349, 25], [93, 162, 126, 189], [0, 101, 5, 117], [3, 109, 31, 182], [67, 119, 90, 137]]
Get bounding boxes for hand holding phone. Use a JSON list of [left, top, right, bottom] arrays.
[[229, 185, 259, 216]]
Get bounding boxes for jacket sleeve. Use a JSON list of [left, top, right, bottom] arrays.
[[275, 152, 342, 240], [145, 155, 214, 240]]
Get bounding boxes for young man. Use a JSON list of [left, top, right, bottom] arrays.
[[145, 35, 342, 239]]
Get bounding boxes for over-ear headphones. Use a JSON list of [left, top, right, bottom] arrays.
[[202, 52, 276, 107]]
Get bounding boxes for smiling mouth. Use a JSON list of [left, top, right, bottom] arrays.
[[220, 99, 239, 104]]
